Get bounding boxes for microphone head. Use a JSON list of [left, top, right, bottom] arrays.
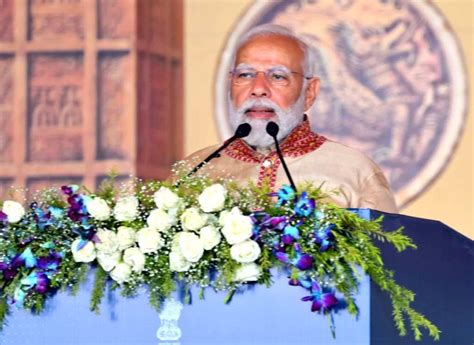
[[266, 121, 279, 137], [235, 123, 251, 138]]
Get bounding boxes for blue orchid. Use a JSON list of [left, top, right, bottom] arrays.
[[294, 192, 315, 217], [302, 280, 339, 313], [314, 224, 335, 252], [272, 185, 296, 206]]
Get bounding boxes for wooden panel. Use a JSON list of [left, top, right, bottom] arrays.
[[0, 0, 14, 42], [170, 0, 183, 52], [27, 53, 84, 161], [0, 55, 13, 162], [150, 0, 168, 47], [97, 51, 131, 160], [28, 0, 84, 41]]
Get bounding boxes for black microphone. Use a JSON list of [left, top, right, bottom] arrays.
[[266, 122, 297, 193], [179, 123, 251, 183]]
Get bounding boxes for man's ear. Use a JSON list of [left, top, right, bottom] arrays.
[[304, 77, 320, 111]]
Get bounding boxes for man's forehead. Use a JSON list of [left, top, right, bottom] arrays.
[[234, 34, 304, 70]]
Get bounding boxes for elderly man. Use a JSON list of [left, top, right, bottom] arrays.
[[183, 24, 397, 213]]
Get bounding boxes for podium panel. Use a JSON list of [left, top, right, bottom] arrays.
[[1, 211, 472, 344], [1, 270, 371, 345]]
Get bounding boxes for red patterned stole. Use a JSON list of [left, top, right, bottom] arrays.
[[224, 118, 326, 190]]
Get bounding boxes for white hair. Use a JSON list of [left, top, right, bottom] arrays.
[[231, 24, 317, 76]]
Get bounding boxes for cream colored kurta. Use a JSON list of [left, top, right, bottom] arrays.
[[182, 123, 397, 213]]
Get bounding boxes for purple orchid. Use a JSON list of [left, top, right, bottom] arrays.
[[0, 210, 7, 223], [302, 281, 339, 313], [250, 211, 289, 243], [275, 243, 314, 270], [294, 192, 315, 217], [314, 224, 335, 252], [37, 251, 63, 273], [61, 185, 96, 240], [0, 261, 18, 280]]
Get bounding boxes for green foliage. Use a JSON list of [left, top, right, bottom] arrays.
[[90, 266, 108, 314], [0, 298, 9, 331], [0, 178, 440, 341]]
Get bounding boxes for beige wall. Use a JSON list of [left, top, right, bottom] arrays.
[[184, 0, 473, 239]]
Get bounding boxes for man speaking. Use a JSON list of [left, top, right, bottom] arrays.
[[183, 24, 397, 213]]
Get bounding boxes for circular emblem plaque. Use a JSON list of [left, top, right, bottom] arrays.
[[215, 0, 467, 208]]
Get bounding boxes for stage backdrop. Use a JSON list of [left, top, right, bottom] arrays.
[[184, 0, 473, 239]]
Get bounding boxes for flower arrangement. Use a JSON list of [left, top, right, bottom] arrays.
[[0, 175, 440, 341]]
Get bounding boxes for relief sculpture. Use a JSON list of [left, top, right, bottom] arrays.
[[28, 54, 83, 161]]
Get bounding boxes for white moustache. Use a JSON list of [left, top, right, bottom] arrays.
[[237, 99, 283, 116]]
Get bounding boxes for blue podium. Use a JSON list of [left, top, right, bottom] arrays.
[[0, 211, 472, 345]]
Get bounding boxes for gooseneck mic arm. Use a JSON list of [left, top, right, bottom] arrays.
[[179, 123, 252, 184], [266, 121, 297, 193]]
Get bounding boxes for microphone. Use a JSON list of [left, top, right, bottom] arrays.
[[179, 123, 251, 183], [266, 122, 297, 193]]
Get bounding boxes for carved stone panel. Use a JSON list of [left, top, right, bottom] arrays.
[[97, 0, 132, 39], [27, 53, 84, 161], [0, 0, 14, 42], [0, 55, 13, 163], [97, 52, 131, 160], [28, 0, 84, 41]]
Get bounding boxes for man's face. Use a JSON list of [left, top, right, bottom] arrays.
[[228, 34, 319, 147]]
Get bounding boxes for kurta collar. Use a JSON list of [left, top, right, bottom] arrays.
[[224, 116, 326, 163]]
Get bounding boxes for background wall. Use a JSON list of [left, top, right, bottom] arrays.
[[184, 0, 473, 239]]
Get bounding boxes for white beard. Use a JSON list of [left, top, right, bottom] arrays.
[[228, 92, 306, 149]]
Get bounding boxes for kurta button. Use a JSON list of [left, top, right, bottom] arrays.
[[262, 159, 272, 168]]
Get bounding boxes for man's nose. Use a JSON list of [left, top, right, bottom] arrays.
[[250, 72, 271, 97]]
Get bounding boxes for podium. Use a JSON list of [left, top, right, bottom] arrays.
[[1, 211, 472, 345]]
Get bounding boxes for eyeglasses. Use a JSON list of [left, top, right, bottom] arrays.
[[230, 67, 311, 86]]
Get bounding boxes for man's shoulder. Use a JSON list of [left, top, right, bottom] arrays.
[[182, 144, 222, 165], [319, 139, 373, 160], [314, 139, 383, 172]]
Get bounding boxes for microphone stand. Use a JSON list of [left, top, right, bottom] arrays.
[[175, 123, 251, 186], [266, 122, 298, 193]]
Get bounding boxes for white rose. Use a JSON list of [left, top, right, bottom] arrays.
[[147, 208, 173, 232], [180, 207, 207, 231], [221, 213, 253, 245], [179, 232, 204, 262], [2, 201, 25, 224], [218, 207, 242, 226], [71, 239, 96, 263], [230, 240, 261, 263], [123, 247, 146, 273], [234, 263, 261, 282], [117, 226, 136, 250], [110, 262, 132, 284], [86, 197, 110, 221], [198, 184, 227, 213], [113, 196, 139, 222], [97, 250, 121, 272], [169, 250, 191, 272], [199, 225, 221, 250], [154, 187, 181, 210], [137, 227, 163, 254], [95, 229, 119, 254]]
